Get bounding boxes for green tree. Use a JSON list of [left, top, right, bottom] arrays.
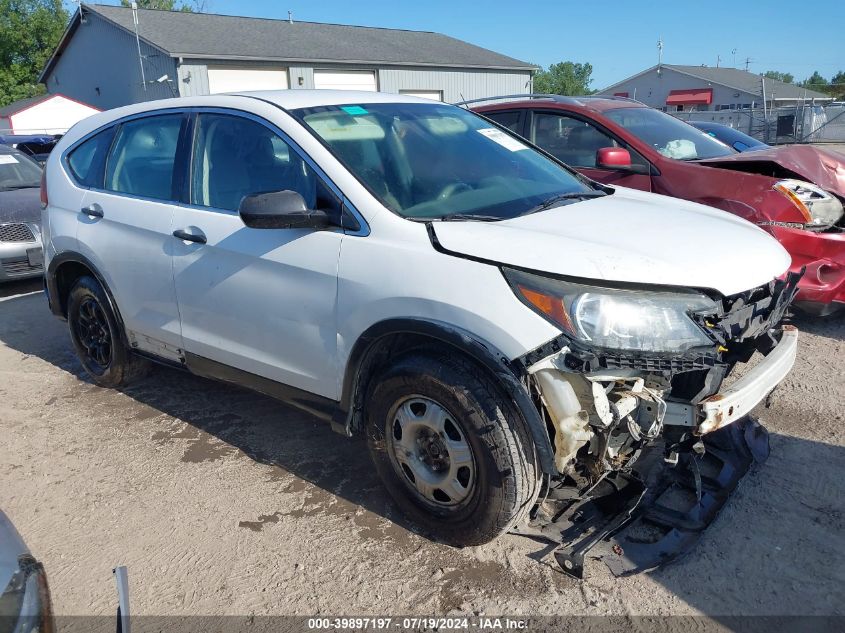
[[763, 70, 794, 84], [830, 70, 845, 99], [801, 71, 829, 89], [120, 0, 195, 11], [533, 61, 594, 96], [0, 0, 69, 107]]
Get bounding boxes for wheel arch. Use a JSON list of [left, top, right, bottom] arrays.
[[339, 318, 558, 475], [46, 251, 129, 346]]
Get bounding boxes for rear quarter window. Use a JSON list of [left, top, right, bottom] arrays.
[[67, 128, 115, 188]]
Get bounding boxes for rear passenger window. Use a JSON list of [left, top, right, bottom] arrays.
[[483, 110, 522, 134], [67, 128, 115, 187], [105, 114, 183, 201]]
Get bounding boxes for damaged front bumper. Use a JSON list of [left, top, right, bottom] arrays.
[[669, 325, 798, 435], [769, 224, 845, 313], [511, 279, 799, 578]]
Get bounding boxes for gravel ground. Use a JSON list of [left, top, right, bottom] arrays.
[[1, 278, 843, 619]]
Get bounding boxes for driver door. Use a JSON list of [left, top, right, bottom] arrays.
[[171, 111, 344, 400], [529, 111, 653, 191]]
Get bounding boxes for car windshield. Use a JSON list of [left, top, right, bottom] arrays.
[[291, 102, 595, 220], [604, 107, 735, 160], [0, 151, 42, 190]]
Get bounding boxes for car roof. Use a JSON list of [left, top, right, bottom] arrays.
[[232, 89, 432, 109], [473, 94, 648, 114]]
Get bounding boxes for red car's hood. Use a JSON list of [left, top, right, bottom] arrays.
[[697, 145, 845, 198]]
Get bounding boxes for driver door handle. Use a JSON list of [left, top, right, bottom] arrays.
[[80, 203, 104, 218], [172, 228, 207, 244]]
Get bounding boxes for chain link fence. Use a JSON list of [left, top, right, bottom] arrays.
[[673, 103, 845, 144]]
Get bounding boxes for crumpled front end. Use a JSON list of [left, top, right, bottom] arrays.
[[512, 272, 801, 578]]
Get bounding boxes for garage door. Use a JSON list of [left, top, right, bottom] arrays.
[[313, 70, 377, 92], [399, 90, 443, 101], [207, 67, 289, 94]]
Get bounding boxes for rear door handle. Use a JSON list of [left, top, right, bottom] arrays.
[[81, 203, 104, 218], [172, 228, 207, 244]]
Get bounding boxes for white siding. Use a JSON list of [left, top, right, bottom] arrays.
[[177, 64, 209, 97], [379, 67, 532, 103], [174, 62, 531, 104]]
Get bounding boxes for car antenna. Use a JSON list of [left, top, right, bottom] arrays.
[[459, 93, 468, 109]]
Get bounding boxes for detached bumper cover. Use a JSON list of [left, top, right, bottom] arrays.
[[698, 326, 798, 434], [515, 417, 771, 578]]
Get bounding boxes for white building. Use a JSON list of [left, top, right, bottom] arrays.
[[0, 93, 100, 135], [598, 64, 831, 112], [39, 3, 536, 110]]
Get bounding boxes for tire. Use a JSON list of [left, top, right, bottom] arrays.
[[366, 351, 540, 546], [67, 276, 150, 388]]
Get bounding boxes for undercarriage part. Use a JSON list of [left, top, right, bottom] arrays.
[[512, 416, 769, 579]]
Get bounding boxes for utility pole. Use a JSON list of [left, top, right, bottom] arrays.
[[657, 36, 664, 73], [131, 2, 147, 93], [744, 57, 753, 71], [716, 54, 721, 68], [732, 48, 737, 67]]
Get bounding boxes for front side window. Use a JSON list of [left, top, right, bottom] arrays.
[[105, 114, 183, 201], [291, 102, 593, 220], [605, 107, 735, 160], [190, 113, 337, 214], [531, 113, 618, 168]]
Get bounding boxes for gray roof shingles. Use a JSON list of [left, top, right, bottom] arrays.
[[667, 64, 829, 100], [85, 3, 534, 70]]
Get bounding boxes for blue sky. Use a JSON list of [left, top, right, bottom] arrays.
[[78, 0, 844, 89]]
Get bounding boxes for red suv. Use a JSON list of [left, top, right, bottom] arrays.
[[474, 95, 845, 314]]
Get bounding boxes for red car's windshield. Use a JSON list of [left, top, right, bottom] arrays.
[[605, 107, 735, 160]]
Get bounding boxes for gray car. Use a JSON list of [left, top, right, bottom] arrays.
[[0, 510, 54, 632], [0, 145, 43, 282]]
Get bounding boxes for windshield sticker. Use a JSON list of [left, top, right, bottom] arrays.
[[0, 155, 19, 164], [341, 105, 369, 116], [477, 127, 528, 152]]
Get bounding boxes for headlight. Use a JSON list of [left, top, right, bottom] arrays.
[[774, 179, 843, 230], [505, 268, 717, 353]]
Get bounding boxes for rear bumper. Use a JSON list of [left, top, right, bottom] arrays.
[[769, 224, 845, 307], [0, 225, 43, 282]]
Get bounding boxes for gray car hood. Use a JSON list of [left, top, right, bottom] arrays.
[[0, 187, 42, 225]]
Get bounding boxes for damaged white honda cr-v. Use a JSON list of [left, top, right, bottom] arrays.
[[42, 91, 800, 578]]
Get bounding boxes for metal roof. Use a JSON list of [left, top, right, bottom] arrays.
[[64, 4, 534, 72]]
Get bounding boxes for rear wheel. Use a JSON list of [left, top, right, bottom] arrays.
[[366, 351, 540, 546], [67, 276, 149, 387]]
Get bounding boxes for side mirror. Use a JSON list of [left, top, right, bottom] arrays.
[[238, 190, 330, 230], [596, 147, 633, 170]]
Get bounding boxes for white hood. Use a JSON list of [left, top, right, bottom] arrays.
[[432, 187, 791, 297]]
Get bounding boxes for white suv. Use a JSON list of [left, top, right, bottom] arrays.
[[42, 91, 799, 576]]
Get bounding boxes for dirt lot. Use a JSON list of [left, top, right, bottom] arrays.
[[1, 278, 843, 619]]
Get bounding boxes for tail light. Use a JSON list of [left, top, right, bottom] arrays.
[[40, 169, 48, 208]]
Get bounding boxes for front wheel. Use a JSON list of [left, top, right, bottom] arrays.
[[366, 352, 540, 546], [67, 276, 149, 388]]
